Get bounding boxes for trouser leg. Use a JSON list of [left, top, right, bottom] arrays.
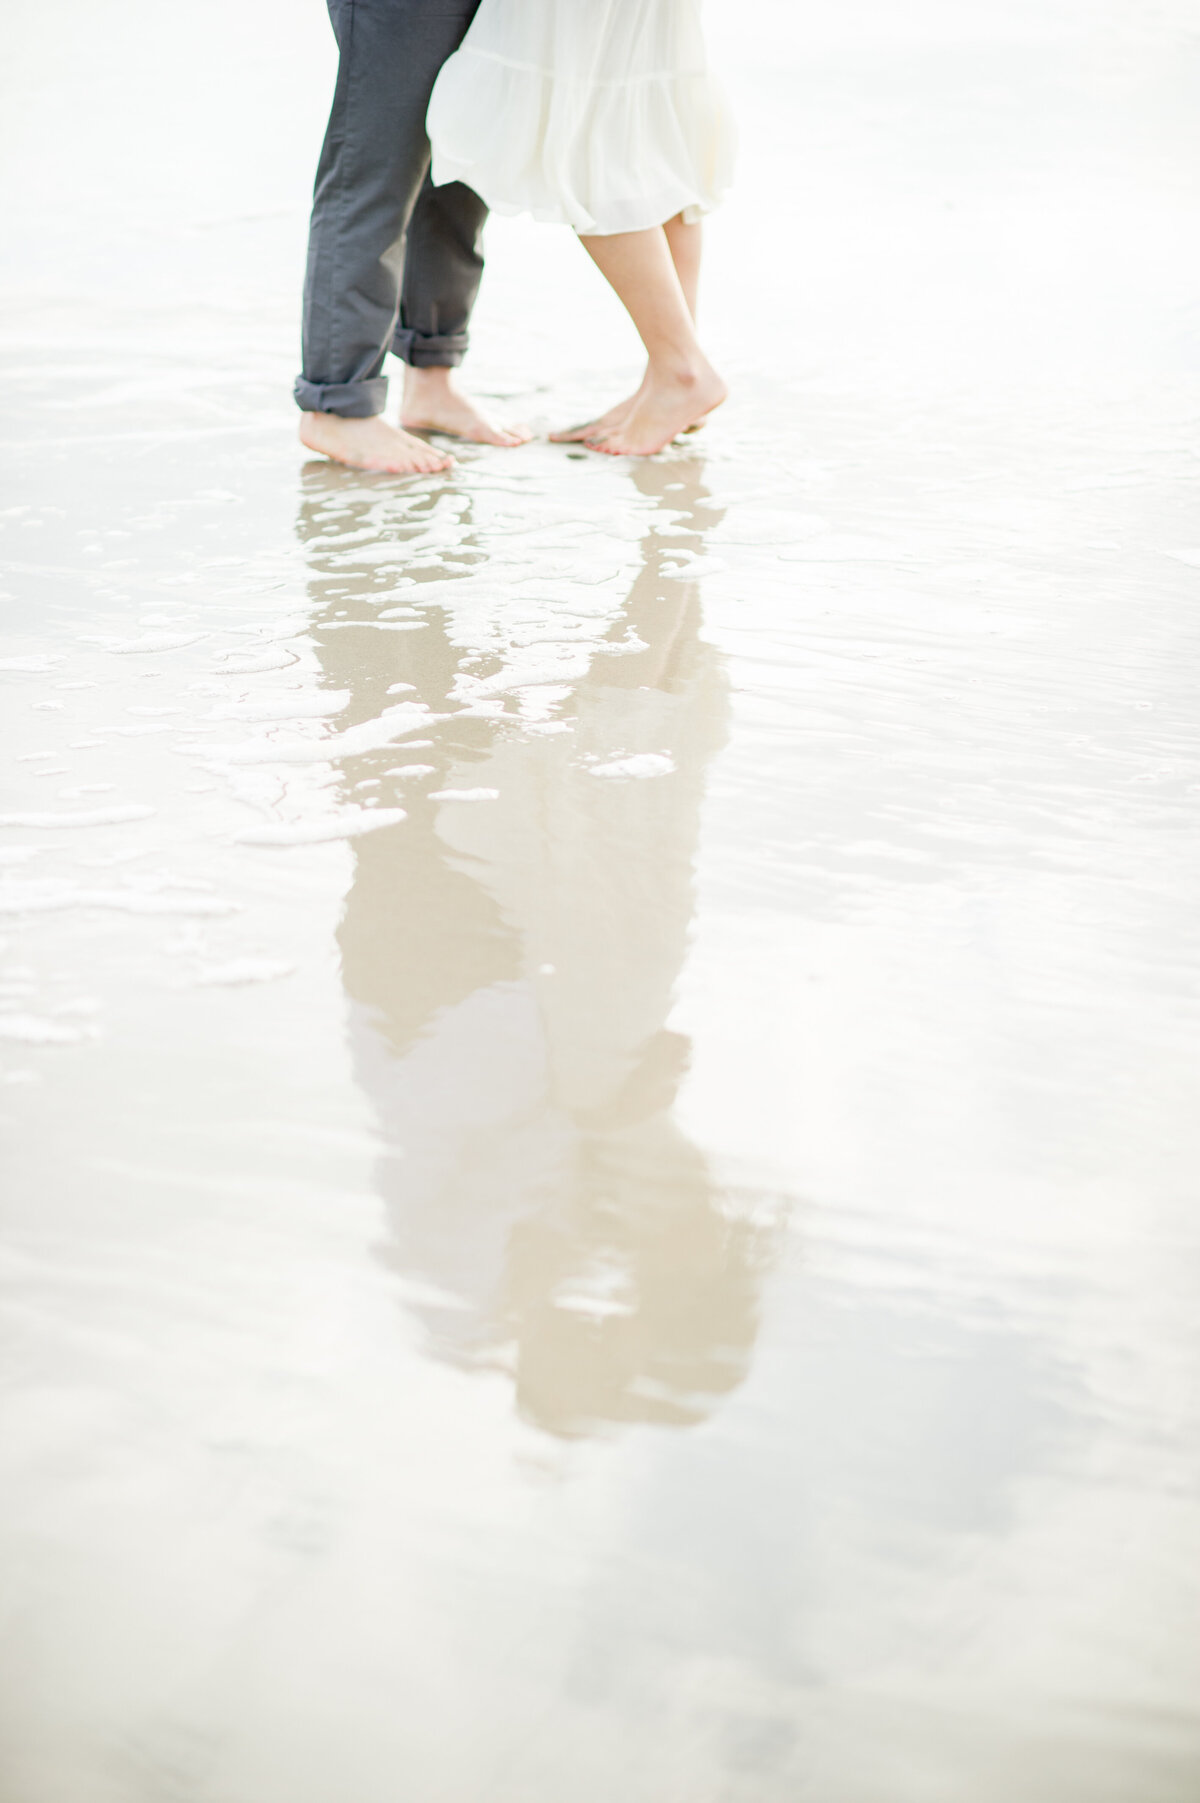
[[391, 174, 488, 368], [295, 0, 483, 418]]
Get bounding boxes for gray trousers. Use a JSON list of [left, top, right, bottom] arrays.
[[294, 0, 486, 418]]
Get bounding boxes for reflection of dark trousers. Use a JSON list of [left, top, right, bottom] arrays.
[[294, 0, 486, 418]]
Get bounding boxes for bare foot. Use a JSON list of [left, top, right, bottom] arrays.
[[549, 376, 646, 443], [401, 367, 530, 446], [552, 390, 709, 444], [299, 412, 454, 475], [586, 363, 727, 457]]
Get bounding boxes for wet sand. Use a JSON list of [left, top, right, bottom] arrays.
[[2, 2, 1200, 1799]]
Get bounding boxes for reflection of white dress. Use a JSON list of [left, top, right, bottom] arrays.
[[427, 0, 736, 236]]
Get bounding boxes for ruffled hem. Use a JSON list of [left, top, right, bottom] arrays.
[[427, 43, 736, 237], [430, 154, 723, 236]]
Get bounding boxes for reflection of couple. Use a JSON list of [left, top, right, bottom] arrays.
[[299, 458, 777, 1437], [296, 0, 735, 474]]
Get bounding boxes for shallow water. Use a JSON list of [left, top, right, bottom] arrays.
[[2, 3, 1200, 1800]]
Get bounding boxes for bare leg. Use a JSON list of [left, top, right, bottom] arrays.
[[661, 215, 711, 435], [663, 213, 702, 319], [550, 215, 706, 443], [299, 413, 454, 475], [400, 366, 531, 446], [574, 225, 725, 456]]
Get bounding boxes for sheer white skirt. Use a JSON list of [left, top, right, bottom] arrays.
[[427, 0, 736, 236]]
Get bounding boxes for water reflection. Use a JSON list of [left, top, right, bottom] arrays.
[[296, 457, 778, 1438]]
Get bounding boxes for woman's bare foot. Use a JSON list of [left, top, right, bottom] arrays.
[[549, 375, 647, 443], [401, 367, 531, 446], [299, 412, 454, 474], [586, 363, 727, 456], [552, 392, 709, 444]]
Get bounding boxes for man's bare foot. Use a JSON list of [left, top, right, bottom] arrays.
[[299, 412, 454, 475], [401, 367, 530, 446], [549, 376, 646, 443], [586, 363, 727, 456]]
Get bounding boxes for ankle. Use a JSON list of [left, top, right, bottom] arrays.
[[405, 365, 453, 393], [648, 353, 709, 389]]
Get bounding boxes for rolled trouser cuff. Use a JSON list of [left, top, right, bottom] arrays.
[[293, 375, 388, 417], [391, 326, 469, 369]]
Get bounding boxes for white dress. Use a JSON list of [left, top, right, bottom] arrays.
[[427, 0, 736, 236]]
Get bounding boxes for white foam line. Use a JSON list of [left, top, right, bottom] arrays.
[[207, 704, 443, 767], [233, 808, 406, 845], [192, 958, 297, 986], [14, 422, 279, 449], [0, 1014, 90, 1045], [0, 806, 155, 829], [82, 632, 209, 654], [318, 620, 430, 632], [209, 691, 350, 723], [588, 753, 675, 780], [0, 884, 239, 916]]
